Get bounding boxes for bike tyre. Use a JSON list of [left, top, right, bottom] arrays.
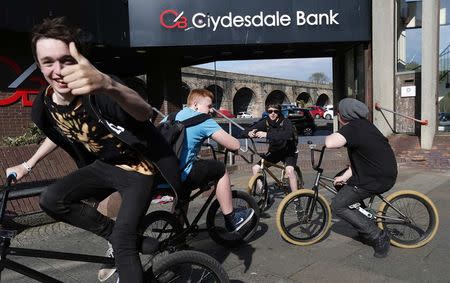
[[150, 250, 230, 283], [206, 190, 260, 247], [377, 190, 439, 249], [247, 173, 268, 211], [276, 189, 332, 246]]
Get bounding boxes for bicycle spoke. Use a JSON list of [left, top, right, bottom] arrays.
[[281, 196, 326, 241], [382, 195, 432, 244]]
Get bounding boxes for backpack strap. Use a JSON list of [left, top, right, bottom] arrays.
[[167, 112, 178, 123], [180, 113, 211, 128]]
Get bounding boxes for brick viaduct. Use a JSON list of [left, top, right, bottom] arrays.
[[181, 67, 333, 117]]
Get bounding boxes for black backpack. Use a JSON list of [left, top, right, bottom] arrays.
[[157, 111, 211, 160]]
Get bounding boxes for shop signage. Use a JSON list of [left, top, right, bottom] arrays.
[[129, 0, 371, 47], [0, 57, 43, 107]]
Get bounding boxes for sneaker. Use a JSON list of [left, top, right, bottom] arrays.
[[225, 208, 255, 232], [255, 179, 264, 195], [98, 242, 116, 282], [151, 194, 174, 204], [373, 230, 391, 258]]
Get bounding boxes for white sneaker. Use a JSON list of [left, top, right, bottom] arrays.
[[255, 179, 264, 194], [98, 242, 117, 282], [151, 194, 174, 204]]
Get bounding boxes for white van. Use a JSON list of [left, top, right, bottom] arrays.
[[323, 105, 334, 120]]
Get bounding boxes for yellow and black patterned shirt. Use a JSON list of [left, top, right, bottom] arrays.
[[44, 87, 154, 175]]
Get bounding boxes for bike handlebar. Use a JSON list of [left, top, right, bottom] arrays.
[[0, 173, 17, 224], [237, 137, 266, 164], [308, 142, 326, 171], [5, 173, 17, 188]]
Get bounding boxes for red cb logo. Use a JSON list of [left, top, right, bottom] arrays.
[[160, 10, 188, 29]]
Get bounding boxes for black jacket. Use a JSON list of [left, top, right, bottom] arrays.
[[243, 116, 297, 153], [31, 89, 181, 194]]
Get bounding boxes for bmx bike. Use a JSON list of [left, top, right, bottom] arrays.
[[0, 174, 230, 282], [276, 143, 439, 248]]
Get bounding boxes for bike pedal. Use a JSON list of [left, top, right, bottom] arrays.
[[348, 203, 361, 209], [0, 229, 17, 240]]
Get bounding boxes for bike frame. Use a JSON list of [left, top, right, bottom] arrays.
[[242, 138, 293, 193], [260, 159, 289, 191], [0, 176, 114, 283], [308, 145, 409, 223], [157, 143, 229, 249]]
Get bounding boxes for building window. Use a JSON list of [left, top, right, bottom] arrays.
[[397, 0, 423, 73], [438, 0, 450, 132]]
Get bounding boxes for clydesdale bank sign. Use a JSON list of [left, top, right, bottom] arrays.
[[129, 0, 371, 47]]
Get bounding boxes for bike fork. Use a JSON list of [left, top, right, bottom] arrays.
[[306, 187, 320, 220]]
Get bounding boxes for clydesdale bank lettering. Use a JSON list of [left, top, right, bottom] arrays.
[[160, 10, 340, 31]]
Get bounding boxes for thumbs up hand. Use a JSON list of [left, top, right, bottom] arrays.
[[61, 42, 111, 95]]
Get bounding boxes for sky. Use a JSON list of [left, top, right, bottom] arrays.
[[192, 17, 449, 83], [193, 21, 449, 81], [194, 57, 333, 82]]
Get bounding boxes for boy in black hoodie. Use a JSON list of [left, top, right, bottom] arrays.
[[243, 104, 299, 193]]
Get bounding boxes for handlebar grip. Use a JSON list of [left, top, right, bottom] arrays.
[[6, 172, 17, 187]]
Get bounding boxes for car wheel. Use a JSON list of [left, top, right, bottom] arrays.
[[325, 114, 332, 120], [315, 114, 321, 119], [303, 127, 313, 136]]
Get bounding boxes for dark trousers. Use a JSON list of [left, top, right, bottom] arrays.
[[39, 160, 153, 283], [182, 159, 226, 197], [331, 184, 382, 242]]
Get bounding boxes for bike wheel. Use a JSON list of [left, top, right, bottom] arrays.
[[247, 173, 268, 211], [140, 210, 183, 244], [377, 190, 439, 249], [149, 250, 229, 283], [206, 190, 260, 247], [276, 189, 332, 246]]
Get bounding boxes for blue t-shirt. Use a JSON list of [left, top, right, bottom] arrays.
[[163, 107, 222, 181]]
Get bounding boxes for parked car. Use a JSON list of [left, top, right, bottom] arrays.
[[305, 105, 326, 119], [237, 111, 253, 118], [215, 108, 235, 118], [262, 105, 316, 136], [323, 104, 334, 120], [287, 107, 316, 136], [262, 104, 297, 119], [439, 112, 450, 126]]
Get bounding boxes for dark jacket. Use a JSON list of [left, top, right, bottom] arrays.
[[31, 89, 181, 194], [243, 116, 297, 153]]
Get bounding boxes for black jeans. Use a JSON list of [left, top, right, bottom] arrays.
[[39, 160, 153, 283], [182, 159, 226, 196], [331, 184, 382, 242]]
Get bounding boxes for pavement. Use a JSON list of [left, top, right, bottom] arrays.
[[2, 165, 450, 283]]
